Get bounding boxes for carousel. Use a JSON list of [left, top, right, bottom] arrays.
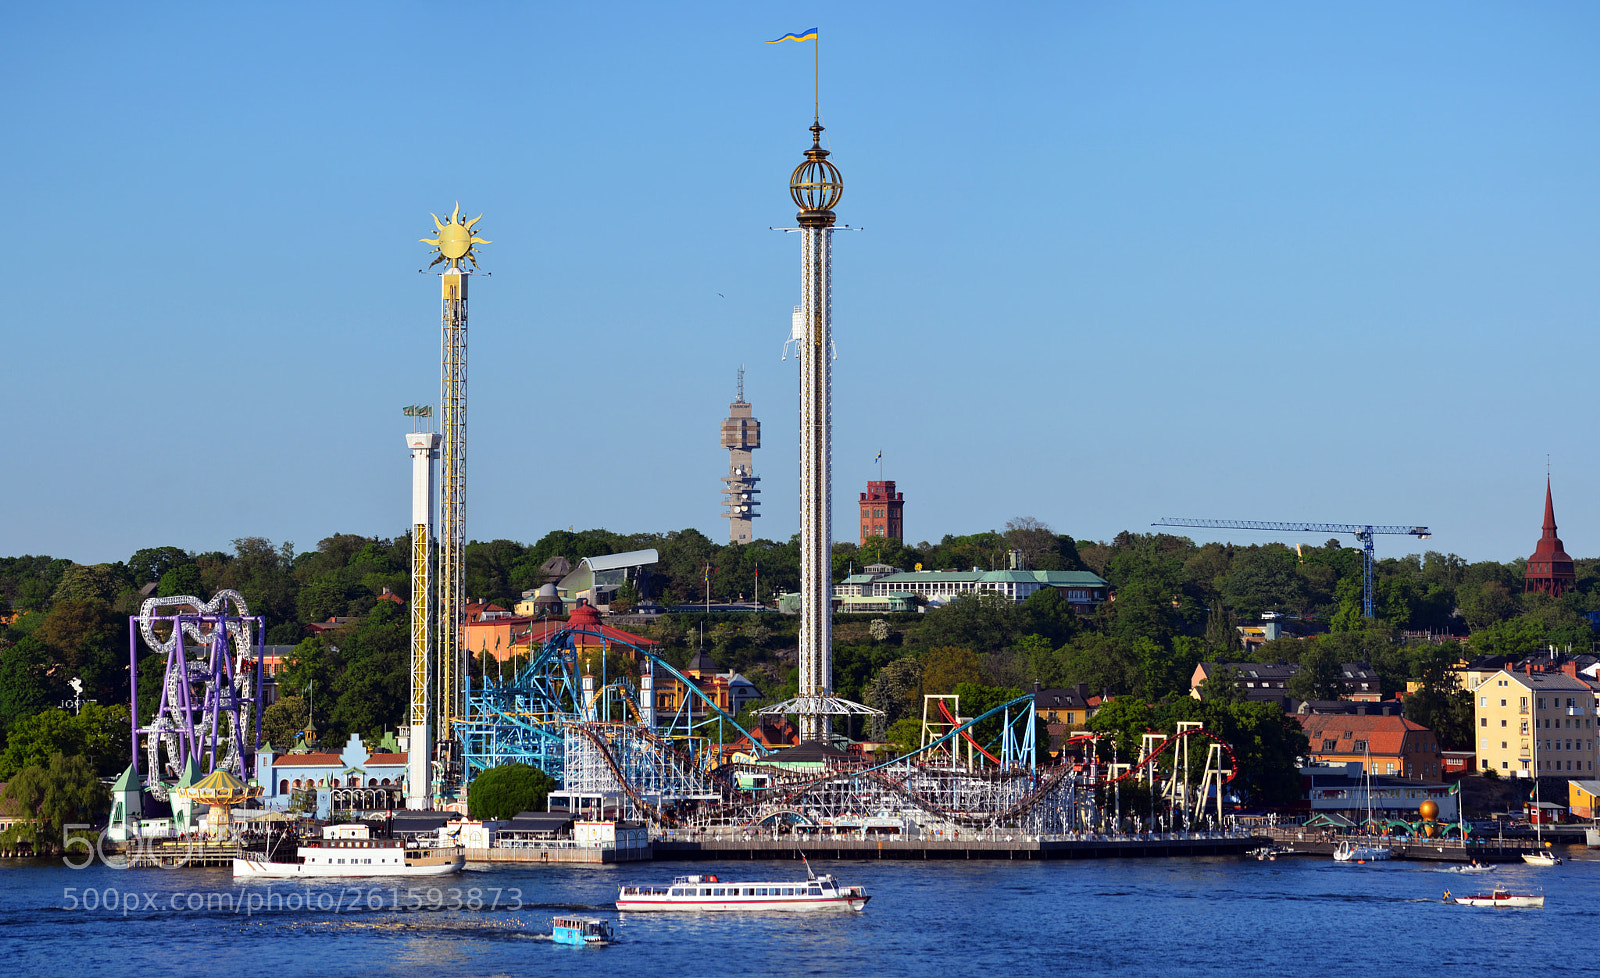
[[176, 769, 263, 840]]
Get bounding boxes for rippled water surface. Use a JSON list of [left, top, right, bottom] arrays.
[[4, 847, 1598, 976]]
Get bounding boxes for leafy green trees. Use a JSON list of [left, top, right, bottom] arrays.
[[0, 752, 108, 851], [0, 637, 60, 738], [467, 763, 556, 820], [0, 703, 130, 780], [261, 695, 309, 750], [1286, 639, 1345, 702]]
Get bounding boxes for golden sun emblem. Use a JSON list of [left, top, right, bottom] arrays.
[[420, 202, 490, 270]]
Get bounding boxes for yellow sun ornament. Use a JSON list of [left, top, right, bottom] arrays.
[[420, 202, 490, 270]]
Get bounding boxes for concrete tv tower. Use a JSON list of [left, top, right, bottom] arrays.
[[720, 366, 762, 543], [760, 117, 879, 743]]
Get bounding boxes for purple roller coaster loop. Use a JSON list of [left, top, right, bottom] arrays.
[[128, 613, 266, 784]]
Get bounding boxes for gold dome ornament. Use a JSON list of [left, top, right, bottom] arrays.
[[420, 203, 490, 270], [790, 122, 842, 228]]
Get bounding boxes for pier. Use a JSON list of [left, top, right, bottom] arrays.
[[655, 835, 1260, 861]]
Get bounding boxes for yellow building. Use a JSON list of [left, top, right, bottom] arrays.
[[1474, 668, 1599, 777]]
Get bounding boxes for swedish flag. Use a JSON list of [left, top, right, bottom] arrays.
[[767, 28, 818, 43]]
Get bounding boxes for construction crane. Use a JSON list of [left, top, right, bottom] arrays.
[[1150, 519, 1432, 619]]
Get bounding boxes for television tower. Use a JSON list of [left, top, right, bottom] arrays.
[[760, 120, 879, 742], [720, 366, 762, 543], [404, 425, 439, 810], [419, 205, 488, 774]]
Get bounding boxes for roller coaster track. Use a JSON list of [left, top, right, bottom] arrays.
[[563, 721, 677, 827], [1060, 727, 1239, 787], [731, 761, 1078, 827], [936, 699, 1004, 766]]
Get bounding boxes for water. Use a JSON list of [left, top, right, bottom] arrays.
[[4, 847, 1598, 976]]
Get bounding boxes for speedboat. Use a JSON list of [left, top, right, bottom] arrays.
[[1333, 840, 1391, 862], [1521, 850, 1562, 866], [1248, 846, 1288, 861], [1453, 886, 1543, 908], [552, 916, 612, 945], [617, 867, 869, 912]]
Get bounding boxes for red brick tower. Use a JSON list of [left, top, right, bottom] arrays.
[[859, 480, 904, 546], [1525, 478, 1576, 596]]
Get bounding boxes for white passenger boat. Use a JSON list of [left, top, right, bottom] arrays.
[[233, 823, 464, 878], [1333, 840, 1391, 862], [1520, 850, 1562, 867], [617, 866, 869, 912], [1452, 886, 1544, 908]]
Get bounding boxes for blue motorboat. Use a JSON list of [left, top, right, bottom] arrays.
[[552, 915, 612, 946]]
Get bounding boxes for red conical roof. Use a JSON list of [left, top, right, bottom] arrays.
[[1526, 478, 1575, 596]]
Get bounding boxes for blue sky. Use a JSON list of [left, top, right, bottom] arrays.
[[5, 1, 1598, 566]]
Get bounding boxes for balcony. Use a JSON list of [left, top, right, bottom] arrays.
[[1569, 708, 1586, 716]]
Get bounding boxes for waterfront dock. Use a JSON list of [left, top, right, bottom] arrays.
[[122, 842, 241, 868], [465, 843, 650, 864], [1256, 828, 1530, 862], [655, 835, 1259, 861]]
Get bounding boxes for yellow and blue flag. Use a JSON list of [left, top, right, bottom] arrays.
[[875, 452, 882, 462], [767, 28, 818, 43]]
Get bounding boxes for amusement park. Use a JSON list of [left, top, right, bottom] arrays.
[[105, 124, 1255, 853]]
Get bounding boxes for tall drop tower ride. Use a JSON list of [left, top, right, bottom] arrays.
[[760, 120, 879, 742], [405, 427, 439, 810], [420, 205, 488, 771], [720, 367, 762, 543]]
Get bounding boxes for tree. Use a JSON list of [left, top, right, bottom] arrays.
[[920, 647, 987, 694], [1286, 639, 1344, 702], [914, 592, 1020, 652], [0, 752, 107, 852], [1003, 517, 1060, 570], [0, 637, 60, 737], [50, 564, 125, 605], [261, 696, 310, 750], [467, 762, 556, 820], [127, 547, 192, 587], [864, 657, 923, 737], [0, 703, 131, 780]]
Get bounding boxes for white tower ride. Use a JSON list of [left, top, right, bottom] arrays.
[[760, 121, 880, 743], [405, 430, 440, 810]]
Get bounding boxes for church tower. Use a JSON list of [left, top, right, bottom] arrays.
[[1525, 478, 1576, 596]]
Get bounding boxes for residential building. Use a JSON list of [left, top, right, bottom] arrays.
[[1190, 661, 1382, 705], [1473, 668, 1600, 776], [1569, 780, 1600, 819], [859, 480, 904, 545], [1525, 478, 1576, 596], [1298, 713, 1442, 780], [1033, 684, 1100, 729]]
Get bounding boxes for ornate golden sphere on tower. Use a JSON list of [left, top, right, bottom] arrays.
[[791, 123, 842, 227]]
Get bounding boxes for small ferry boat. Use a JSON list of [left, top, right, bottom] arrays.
[[552, 916, 612, 946], [1452, 886, 1544, 908], [617, 866, 868, 912], [233, 823, 464, 879], [1333, 840, 1391, 862], [1248, 846, 1288, 861], [1520, 850, 1562, 867]]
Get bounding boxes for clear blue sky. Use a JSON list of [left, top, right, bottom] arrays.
[[6, 1, 1598, 566]]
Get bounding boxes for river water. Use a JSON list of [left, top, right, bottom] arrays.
[[3, 846, 1598, 976]]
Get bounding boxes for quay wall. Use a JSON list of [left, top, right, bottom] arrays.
[[654, 836, 1259, 861]]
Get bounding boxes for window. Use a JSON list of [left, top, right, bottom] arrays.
[[1480, 718, 1488, 727], [1321, 739, 1338, 752], [1501, 719, 1507, 727], [1480, 696, 1488, 708], [1353, 740, 1368, 752]]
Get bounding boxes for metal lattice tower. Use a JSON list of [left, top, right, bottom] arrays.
[[419, 204, 488, 780], [405, 429, 439, 809], [437, 268, 467, 741]]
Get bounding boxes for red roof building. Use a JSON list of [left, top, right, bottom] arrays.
[[1297, 713, 1442, 780], [1525, 478, 1576, 597]]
